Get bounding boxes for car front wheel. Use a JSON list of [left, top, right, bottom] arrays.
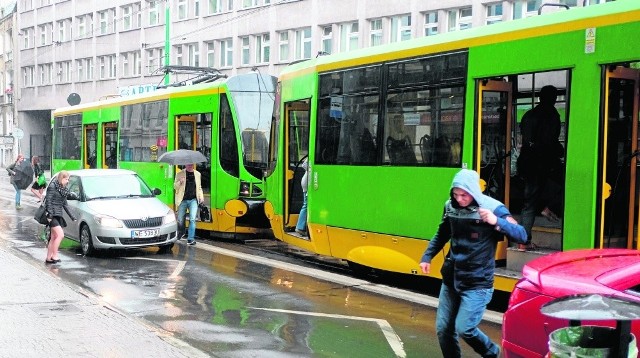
[[80, 224, 96, 256]]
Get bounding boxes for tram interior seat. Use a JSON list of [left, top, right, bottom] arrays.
[[420, 134, 453, 166], [386, 135, 417, 165]]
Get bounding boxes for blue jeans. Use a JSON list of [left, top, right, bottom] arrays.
[[296, 192, 307, 231], [12, 183, 20, 206], [435, 284, 498, 358], [177, 198, 198, 241]]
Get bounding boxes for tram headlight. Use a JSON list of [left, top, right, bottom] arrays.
[[239, 181, 263, 197]]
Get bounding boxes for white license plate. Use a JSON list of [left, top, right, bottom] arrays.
[[131, 229, 159, 239]]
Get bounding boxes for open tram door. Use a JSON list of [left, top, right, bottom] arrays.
[[476, 80, 514, 260], [83, 124, 98, 169], [598, 66, 640, 249], [283, 100, 310, 236], [102, 122, 118, 169]]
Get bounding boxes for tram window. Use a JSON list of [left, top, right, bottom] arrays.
[[316, 94, 379, 165], [53, 114, 82, 160], [384, 86, 464, 167], [219, 94, 239, 177], [120, 100, 168, 162]]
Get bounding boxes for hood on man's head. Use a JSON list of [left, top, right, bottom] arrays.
[[450, 169, 502, 211], [450, 169, 483, 203]]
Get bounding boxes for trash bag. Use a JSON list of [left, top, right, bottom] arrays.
[[548, 326, 638, 358]]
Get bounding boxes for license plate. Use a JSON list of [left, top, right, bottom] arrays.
[[131, 229, 159, 239]]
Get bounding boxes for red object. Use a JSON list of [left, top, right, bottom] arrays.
[[502, 249, 640, 357]]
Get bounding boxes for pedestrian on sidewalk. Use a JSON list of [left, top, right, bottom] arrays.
[[174, 163, 203, 246], [419, 169, 527, 358], [6, 154, 25, 209], [30, 156, 46, 202], [45, 170, 76, 264]]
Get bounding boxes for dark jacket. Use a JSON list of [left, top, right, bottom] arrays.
[[421, 169, 527, 291], [45, 182, 76, 220], [6, 161, 17, 185]]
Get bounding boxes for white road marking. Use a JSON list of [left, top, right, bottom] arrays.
[[251, 307, 406, 358], [122, 256, 186, 279]]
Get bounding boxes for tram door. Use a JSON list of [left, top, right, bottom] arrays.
[[83, 124, 97, 169], [102, 122, 118, 169], [283, 100, 310, 230], [599, 66, 640, 249], [176, 116, 197, 152], [477, 80, 514, 259]]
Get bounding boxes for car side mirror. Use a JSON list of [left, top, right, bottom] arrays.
[[152, 188, 162, 196], [67, 192, 79, 200]]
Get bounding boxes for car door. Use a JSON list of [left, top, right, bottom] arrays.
[[64, 175, 82, 240]]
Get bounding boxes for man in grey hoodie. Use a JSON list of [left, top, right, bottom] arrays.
[[420, 169, 527, 358]]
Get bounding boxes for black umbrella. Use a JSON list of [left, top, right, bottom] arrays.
[[12, 161, 34, 190], [158, 149, 207, 165]]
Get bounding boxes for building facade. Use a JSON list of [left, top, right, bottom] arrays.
[[12, 0, 611, 165]]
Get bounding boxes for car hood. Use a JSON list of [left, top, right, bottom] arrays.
[[522, 248, 640, 297], [83, 197, 171, 219]]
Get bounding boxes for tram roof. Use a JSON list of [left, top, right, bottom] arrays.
[[52, 71, 275, 116], [280, 0, 640, 80]]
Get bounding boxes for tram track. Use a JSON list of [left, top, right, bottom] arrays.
[[201, 235, 510, 313]]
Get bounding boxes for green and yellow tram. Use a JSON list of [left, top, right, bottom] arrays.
[[52, 71, 277, 238], [264, 1, 640, 292]]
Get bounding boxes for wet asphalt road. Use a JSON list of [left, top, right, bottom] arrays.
[[0, 177, 502, 357]]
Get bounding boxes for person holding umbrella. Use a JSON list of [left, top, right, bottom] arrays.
[[174, 163, 204, 245], [6, 154, 27, 209]]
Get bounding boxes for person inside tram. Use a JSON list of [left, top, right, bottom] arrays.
[[386, 114, 417, 165], [516, 85, 563, 250]]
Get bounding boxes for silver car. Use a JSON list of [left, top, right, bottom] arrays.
[[56, 169, 178, 256]]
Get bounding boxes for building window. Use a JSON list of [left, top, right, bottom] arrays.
[[448, 7, 472, 31], [206, 42, 215, 67], [38, 24, 47, 46], [391, 15, 412, 42], [98, 9, 115, 35], [122, 5, 132, 30], [279, 31, 289, 62], [175, 45, 183, 65], [486, 3, 503, 25], [424, 11, 438, 36], [370, 19, 382, 46], [339, 22, 359, 52], [295, 27, 311, 60], [177, 0, 188, 20], [57, 19, 70, 42], [122, 53, 130, 77], [256, 33, 270, 64], [241, 36, 250, 65], [209, 0, 222, 14], [147, 48, 164, 74], [149, 1, 160, 25], [321, 26, 332, 54], [220, 38, 233, 67], [242, 0, 258, 8], [86, 58, 94, 80], [77, 15, 87, 38], [76, 60, 83, 81], [194, 0, 200, 16], [187, 43, 199, 66]]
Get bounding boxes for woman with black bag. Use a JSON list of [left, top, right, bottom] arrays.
[[44, 171, 76, 264]]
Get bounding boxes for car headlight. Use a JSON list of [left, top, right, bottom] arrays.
[[94, 214, 123, 228], [163, 210, 176, 225]]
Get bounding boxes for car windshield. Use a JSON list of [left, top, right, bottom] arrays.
[[82, 174, 153, 200]]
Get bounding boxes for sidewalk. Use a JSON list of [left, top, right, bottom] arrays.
[[0, 246, 203, 358]]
